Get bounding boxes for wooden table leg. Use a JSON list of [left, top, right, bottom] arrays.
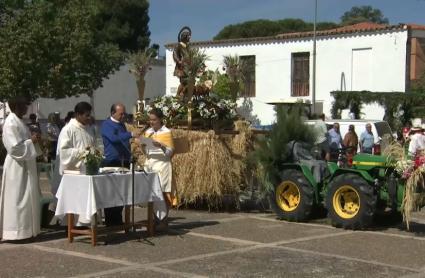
[[124, 206, 130, 233], [147, 202, 154, 236], [91, 214, 97, 247], [67, 214, 74, 243]]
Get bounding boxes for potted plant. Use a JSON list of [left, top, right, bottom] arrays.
[[80, 147, 103, 175]]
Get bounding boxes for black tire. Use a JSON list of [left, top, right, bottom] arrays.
[[326, 173, 377, 229], [269, 169, 314, 222]]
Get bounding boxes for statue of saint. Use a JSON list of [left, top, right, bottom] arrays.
[[173, 26, 191, 98]]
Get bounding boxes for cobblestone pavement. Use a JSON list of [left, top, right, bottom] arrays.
[[1, 173, 425, 277]]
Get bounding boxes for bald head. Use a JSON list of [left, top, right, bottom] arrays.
[[110, 103, 126, 122]]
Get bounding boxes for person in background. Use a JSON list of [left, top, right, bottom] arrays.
[[328, 122, 343, 158], [143, 108, 174, 229], [343, 124, 359, 155], [100, 103, 139, 226], [402, 121, 412, 141], [408, 126, 425, 157], [28, 113, 41, 135], [314, 113, 330, 161], [54, 112, 64, 130], [64, 111, 75, 125], [47, 113, 60, 161], [0, 96, 42, 241], [360, 123, 375, 154]]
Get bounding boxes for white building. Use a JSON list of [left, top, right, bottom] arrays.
[[34, 59, 165, 121], [165, 22, 425, 125]]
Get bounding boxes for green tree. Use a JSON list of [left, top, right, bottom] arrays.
[[340, 5, 389, 26], [0, 1, 123, 101], [214, 18, 338, 40], [95, 0, 150, 52]]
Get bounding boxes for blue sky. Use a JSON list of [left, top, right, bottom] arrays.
[[149, 0, 425, 54]]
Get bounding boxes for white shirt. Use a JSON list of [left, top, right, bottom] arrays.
[[57, 118, 96, 174], [408, 133, 425, 156], [314, 120, 328, 144]]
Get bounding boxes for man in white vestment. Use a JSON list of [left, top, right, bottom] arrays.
[[0, 96, 42, 240], [53, 102, 95, 224]]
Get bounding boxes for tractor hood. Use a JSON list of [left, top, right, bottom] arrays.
[[352, 153, 387, 170]]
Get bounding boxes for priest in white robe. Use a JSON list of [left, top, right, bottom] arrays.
[[0, 96, 42, 240], [52, 101, 96, 224]]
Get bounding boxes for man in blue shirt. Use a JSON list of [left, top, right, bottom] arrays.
[[360, 123, 375, 154], [328, 122, 343, 159], [101, 103, 139, 226]]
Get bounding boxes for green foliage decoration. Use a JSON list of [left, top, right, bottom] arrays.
[[249, 106, 317, 194], [331, 91, 425, 130], [0, 0, 124, 101]]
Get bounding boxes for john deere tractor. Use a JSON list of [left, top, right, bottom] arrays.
[[269, 142, 404, 229]]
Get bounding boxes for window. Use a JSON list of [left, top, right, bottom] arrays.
[[240, 55, 256, 97], [291, 52, 310, 97]]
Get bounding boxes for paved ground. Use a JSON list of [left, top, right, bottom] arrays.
[[1, 173, 425, 277]]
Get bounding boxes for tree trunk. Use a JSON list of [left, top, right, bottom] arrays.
[[136, 78, 146, 101]]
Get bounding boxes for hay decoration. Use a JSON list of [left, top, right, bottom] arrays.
[[385, 142, 425, 229], [171, 128, 245, 208], [125, 123, 147, 167], [126, 122, 255, 209]]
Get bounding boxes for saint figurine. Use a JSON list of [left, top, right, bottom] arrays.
[[173, 26, 191, 98]]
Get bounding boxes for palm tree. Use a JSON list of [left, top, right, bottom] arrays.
[[182, 47, 208, 101], [223, 55, 241, 101], [129, 49, 154, 102]]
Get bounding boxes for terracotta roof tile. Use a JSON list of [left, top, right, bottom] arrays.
[[164, 22, 425, 49], [406, 23, 425, 31]]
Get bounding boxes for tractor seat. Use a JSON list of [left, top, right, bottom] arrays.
[[288, 141, 329, 183]]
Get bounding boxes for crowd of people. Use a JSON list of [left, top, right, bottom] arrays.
[[0, 97, 174, 241], [314, 114, 425, 161], [314, 114, 377, 161]]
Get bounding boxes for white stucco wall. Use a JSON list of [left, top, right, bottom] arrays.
[[165, 30, 408, 125], [36, 62, 165, 121]]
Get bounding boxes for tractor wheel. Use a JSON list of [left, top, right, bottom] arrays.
[[326, 174, 377, 229], [269, 169, 314, 222]]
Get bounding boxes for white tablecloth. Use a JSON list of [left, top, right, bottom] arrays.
[[55, 172, 166, 223]]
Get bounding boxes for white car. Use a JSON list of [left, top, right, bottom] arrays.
[[305, 119, 393, 154]]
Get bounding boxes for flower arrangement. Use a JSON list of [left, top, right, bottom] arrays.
[[79, 146, 104, 175], [147, 95, 238, 129], [394, 159, 415, 179], [385, 144, 425, 229], [147, 96, 188, 126], [193, 96, 237, 121]]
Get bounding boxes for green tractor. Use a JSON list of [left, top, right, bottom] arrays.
[[269, 142, 404, 229]]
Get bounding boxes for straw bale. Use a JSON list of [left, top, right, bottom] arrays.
[[128, 121, 255, 209]]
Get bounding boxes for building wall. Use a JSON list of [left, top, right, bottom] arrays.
[[165, 30, 408, 124], [36, 62, 165, 121]]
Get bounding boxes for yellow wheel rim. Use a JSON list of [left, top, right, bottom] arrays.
[[275, 181, 300, 212], [333, 185, 360, 219]]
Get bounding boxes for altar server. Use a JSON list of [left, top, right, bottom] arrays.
[[0, 96, 41, 240]]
